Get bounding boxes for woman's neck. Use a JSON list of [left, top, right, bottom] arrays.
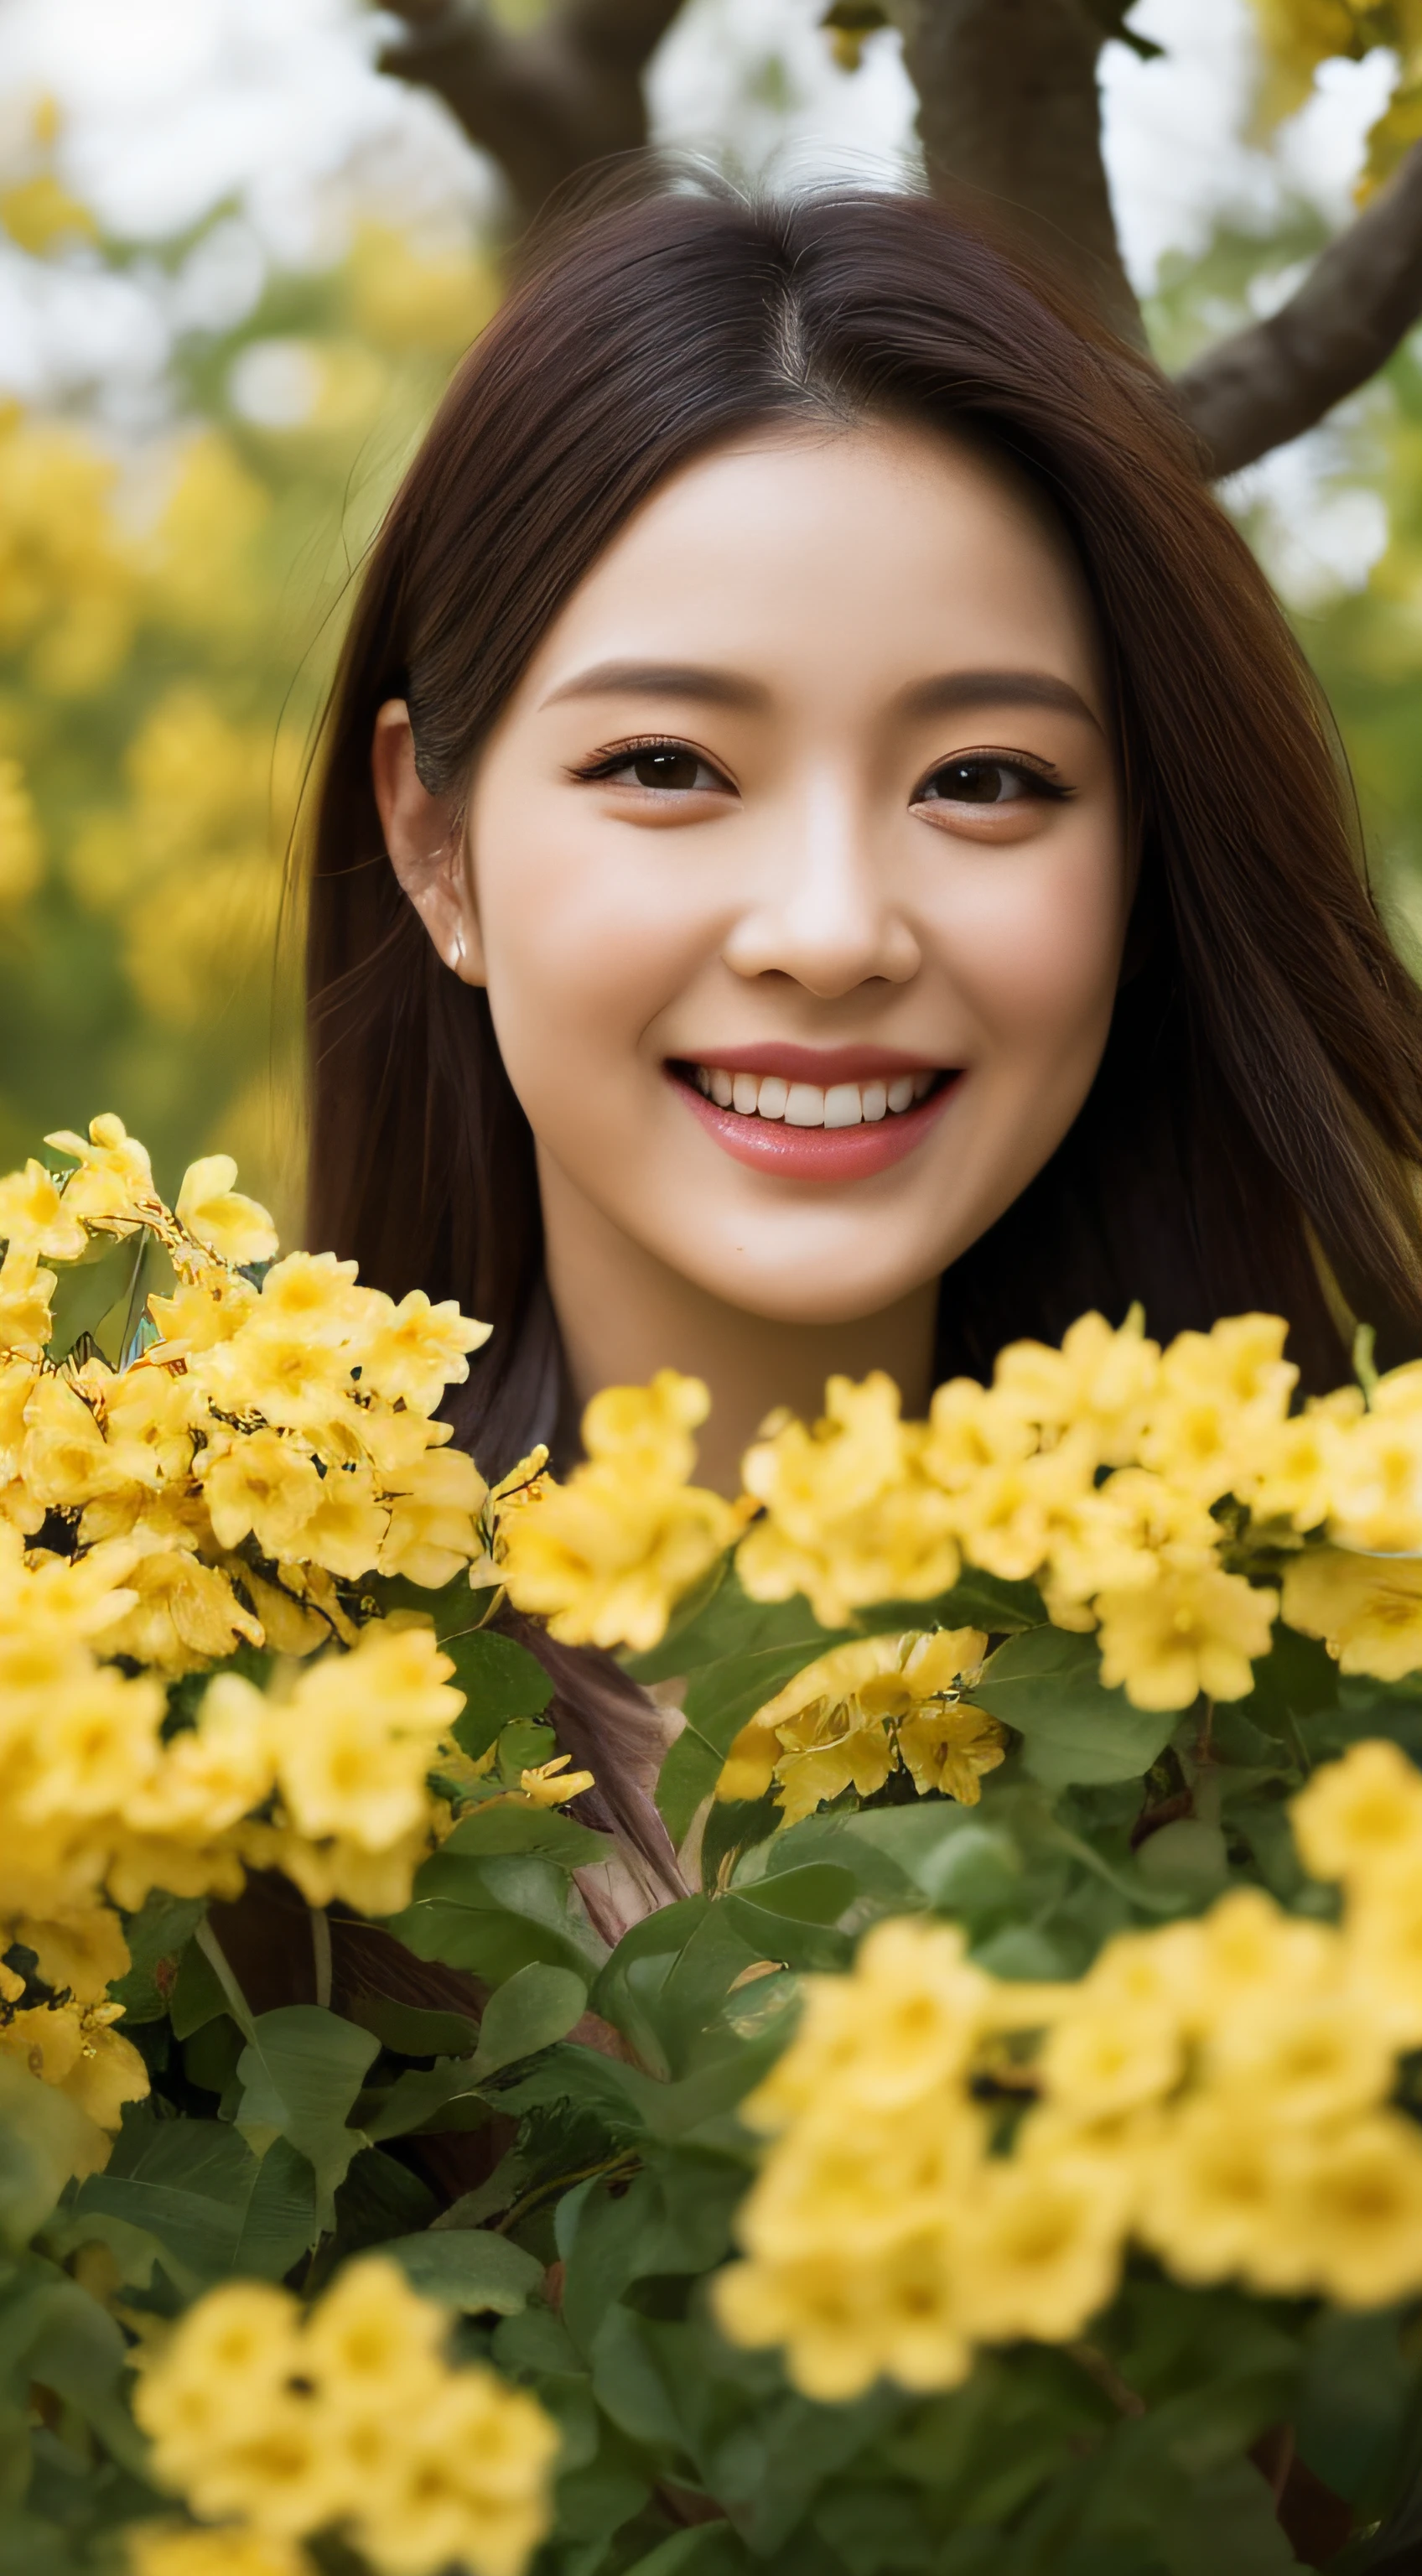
[[537, 1156, 939, 1495]]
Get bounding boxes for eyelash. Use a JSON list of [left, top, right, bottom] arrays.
[[569, 736, 729, 787], [914, 749, 1072, 806], [571, 735, 1074, 802]]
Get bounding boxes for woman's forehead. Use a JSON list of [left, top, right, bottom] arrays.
[[514, 418, 1109, 725]]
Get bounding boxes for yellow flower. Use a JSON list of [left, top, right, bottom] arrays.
[[1094, 1561, 1278, 1710], [1040, 2003, 1184, 2124], [718, 1628, 1000, 1825], [176, 1153, 279, 1267], [376, 1442, 487, 1589], [1268, 2115, 1422, 2308], [921, 1374, 1035, 1490], [148, 1268, 257, 1353], [0, 1243, 54, 1353], [135, 2262, 557, 2576], [714, 2229, 970, 2403], [44, 1112, 158, 1234], [1139, 1315, 1296, 1504], [18, 1903, 130, 2002], [583, 1368, 714, 1483], [1282, 1545, 1422, 1680], [199, 1428, 325, 1558], [1238, 1385, 1362, 1532], [952, 2157, 1125, 2344], [1343, 1876, 1422, 2047], [1187, 1887, 1336, 2022], [500, 1377, 743, 1652], [96, 1544, 263, 1678], [989, 1306, 1160, 1467], [746, 1918, 990, 2131], [354, 1286, 490, 1414], [352, 2363, 559, 2576], [1290, 1734, 1422, 1888], [517, 1753, 595, 1807], [740, 1374, 960, 1627], [941, 1433, 1098, 1586], [1202, 1992, 1393, 2127], [127, 2530, 313, 2576], [134, 2280, 305, 2492], [0, 1156, 88, 1261], [298, 1465, 390, 1581], [1139, 2096, 1293, 2288], [1325, 1408, 1422, 1554], [270, 1623, 460, 1851], [300, 2257, 446, 2414]]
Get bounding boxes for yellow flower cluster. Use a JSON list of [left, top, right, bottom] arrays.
[[0, 1516, 465, 2149], [0, 1115, 492, 1676], [132, 2257, 558, 2576], [716, 1740, 1422, 2402], [496, 1370, 747, 1652], [0, 1117, 507, 2095], [718, 1629, 1005, 1826], [521, 1310, 1422, 1705]]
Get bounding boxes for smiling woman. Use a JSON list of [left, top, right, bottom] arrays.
[[305, 181, 1422, 1856]]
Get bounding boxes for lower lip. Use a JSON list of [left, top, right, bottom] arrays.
[[670, 1069, 960, 1180]]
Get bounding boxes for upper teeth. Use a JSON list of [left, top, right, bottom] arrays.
[[693, 1067, 936, 1125]]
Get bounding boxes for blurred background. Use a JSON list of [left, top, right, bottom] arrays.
[[1, 0, 1419, 1234]]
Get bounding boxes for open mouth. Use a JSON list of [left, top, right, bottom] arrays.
[[668, 1051, 959, 1180]]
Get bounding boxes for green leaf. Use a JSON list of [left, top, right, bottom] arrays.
[[231, 2136, 319, 2276], [168, 1931, 230, 2040], [44, 1233, 142, 1365], [362, 1964, 587, 2141], [70, 2111, 310, 2289], [346, 1994, 482, 2059], [379, 2227, 544, 2315], [474, 1961, 589, 2073], [235, 2007, 379, 2231], [441, 1803, 615, 1866], [110, 1892, 207, 2024], [0, 2062, 101, 2255], [629, 1567, 846, 1683], [444, 1628, 553, 1760], [388, 1851, 609, 1985], [974, 1626, 1178, 1785]]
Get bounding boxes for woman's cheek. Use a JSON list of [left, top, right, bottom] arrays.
[[936, 829, 1125, 1052]]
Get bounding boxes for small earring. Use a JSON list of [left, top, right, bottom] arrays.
[[448, 929, 465, 973]]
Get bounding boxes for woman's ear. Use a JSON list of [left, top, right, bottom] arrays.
[[371, 699, 486, 983]]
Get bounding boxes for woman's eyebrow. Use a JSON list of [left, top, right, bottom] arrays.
[[900, 668, 1103, 729], [540, 659, 770, 712]]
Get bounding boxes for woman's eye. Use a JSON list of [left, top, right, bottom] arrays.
[[603, 745, 724, 792], [916, 757, 1044, 808]]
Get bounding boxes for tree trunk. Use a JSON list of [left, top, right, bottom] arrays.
[[903, 0, 1145, 349]]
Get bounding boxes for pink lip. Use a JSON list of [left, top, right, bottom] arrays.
[[669, 1066, 960, 1181]]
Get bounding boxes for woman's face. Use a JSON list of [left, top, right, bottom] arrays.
[[413, 420, 1129, 1327]]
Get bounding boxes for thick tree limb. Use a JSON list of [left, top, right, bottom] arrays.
[[901, 0, 1146, 349], [378, 0, 684, 225], [1175, 143, 1422, 477]]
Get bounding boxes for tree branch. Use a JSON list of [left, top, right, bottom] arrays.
[[1175, 142, 1422, 478], [901, 0, 1146, 349], [377, 0, 685, 226]]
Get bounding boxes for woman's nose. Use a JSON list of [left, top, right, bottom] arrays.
[[721, 780, 921, 996]]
